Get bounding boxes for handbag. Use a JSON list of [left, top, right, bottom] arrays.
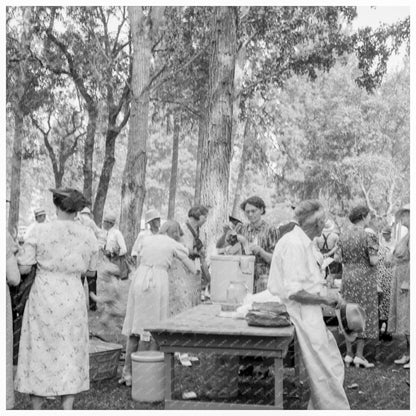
[[10, 264, 37, 364]]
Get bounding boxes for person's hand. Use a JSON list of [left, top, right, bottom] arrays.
[[325, 293, 340, 309], [236, 234, 247, 244], [223, 224, 231, 233], [249, 244, 262, 255]]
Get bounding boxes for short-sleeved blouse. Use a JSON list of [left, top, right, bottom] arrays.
[[17, 220, 98, 274]]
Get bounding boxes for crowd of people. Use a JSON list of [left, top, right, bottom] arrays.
[[6, 188, 410, 410]]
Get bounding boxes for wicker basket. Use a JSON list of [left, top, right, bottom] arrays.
[[89, 337, 122, 381]]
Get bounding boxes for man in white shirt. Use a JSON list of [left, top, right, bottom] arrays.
[[24, 208, 47, 240], [103, 214, 128, 279], [78, 207, 106, 249], [131, 209, 161, 266], [268, 199, 350, 410]]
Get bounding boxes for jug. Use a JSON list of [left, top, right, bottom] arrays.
[[226, 281, 248, 306]]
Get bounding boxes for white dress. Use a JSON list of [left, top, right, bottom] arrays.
[[268, 225, 350, 410], [122, 234, 188, 337], [15, 220, 98, 396]]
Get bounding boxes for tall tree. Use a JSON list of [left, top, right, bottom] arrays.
[[6, 7, 47, 232], [200, 6, 238, 251], [167, 113, 180, 219], [121, 6, 165, 252], [31, 97, 85, 188]]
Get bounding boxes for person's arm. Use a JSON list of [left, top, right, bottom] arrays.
[[7, 255, 21, 286], [175, 248, 197, 274], [289, 289, 339, 308], [251, 246, 273, 263], [324, 235, 339, 257], [117, 231, 128, 256], [366, 231, 379, 267]]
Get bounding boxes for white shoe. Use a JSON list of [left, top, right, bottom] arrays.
[[403, 362, 410, 369], [344, 355, 354, 367], [394, 355, 410, 365], [353, 356, 375, 368], [178, 353, 192, 367]]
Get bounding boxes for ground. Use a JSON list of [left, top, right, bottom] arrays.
[[13, 308, 410, 410]]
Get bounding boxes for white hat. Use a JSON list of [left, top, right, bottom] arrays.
[[396, 203, 410, 219], [34, 208, 46, 217], [145, 209, 161, 224], [335, 303, 366, 343], [103, 214, 116, 224], [322, 219, 336, 233]]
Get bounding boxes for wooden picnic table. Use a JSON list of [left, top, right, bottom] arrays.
[[145, 303, 295, 410]]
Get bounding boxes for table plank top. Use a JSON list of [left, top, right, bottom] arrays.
[[145, 303, 294, 338]]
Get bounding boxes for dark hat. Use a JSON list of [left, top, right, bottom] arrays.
[[229, 215, 242, 224]]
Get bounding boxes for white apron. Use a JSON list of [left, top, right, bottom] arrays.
[[286, 301, 350, 410]]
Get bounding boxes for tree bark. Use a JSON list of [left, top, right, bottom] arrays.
[[194, 99, 206, 205], [232, 118, 251, 217], [167, 114, 180, 219], [120, 6, 153, 252], [8, 7, 32, 234], [93, 129, 117, 225], [8, 111, 24, 234], [83, 105, 98, 205], [200, 7, 237, 253]]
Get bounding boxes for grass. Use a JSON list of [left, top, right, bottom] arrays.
[[13, 311, 410, 410]]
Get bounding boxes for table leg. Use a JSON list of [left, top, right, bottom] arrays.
[[274, 357, 284, 409], [164, 352, 174, 400]]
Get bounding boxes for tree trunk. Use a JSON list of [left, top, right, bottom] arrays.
[[200, 7, 237, 254], [194, 100, 206, 205], [120, 6, 152, 253], [8, 7, 32, 234], [8, 111, 24, 234], [167, 114, 180, 219], [232, 119, 251, 217], [93, 129, 118, 225], [83, 105, 98, 205]]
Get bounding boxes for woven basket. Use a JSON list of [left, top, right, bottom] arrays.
[[89, 337, 122, 381]]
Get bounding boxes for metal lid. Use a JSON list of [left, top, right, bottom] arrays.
[[131, 351, 164, 362]]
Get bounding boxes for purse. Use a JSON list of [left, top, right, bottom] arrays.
[[11, 264, 37, 364]]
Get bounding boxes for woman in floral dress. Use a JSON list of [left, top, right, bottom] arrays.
[[376, 227, 394, 339], [339, 205, 379, 368], [163, 220, 200, 317], [15, 188, 98, 410], [235, 196, 279, 293]]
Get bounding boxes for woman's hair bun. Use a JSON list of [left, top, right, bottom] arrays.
[[50, 188, 88, 213]]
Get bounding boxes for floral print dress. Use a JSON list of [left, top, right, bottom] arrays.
[[339, 225, 379, 339], [376, 243, 393, 321], [236, 219, 279, 293], [15, 220, 98, 396]]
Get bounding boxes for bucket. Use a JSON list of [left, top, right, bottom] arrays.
[[131, 351, 165, 402], [210, 255, 255, 303]]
